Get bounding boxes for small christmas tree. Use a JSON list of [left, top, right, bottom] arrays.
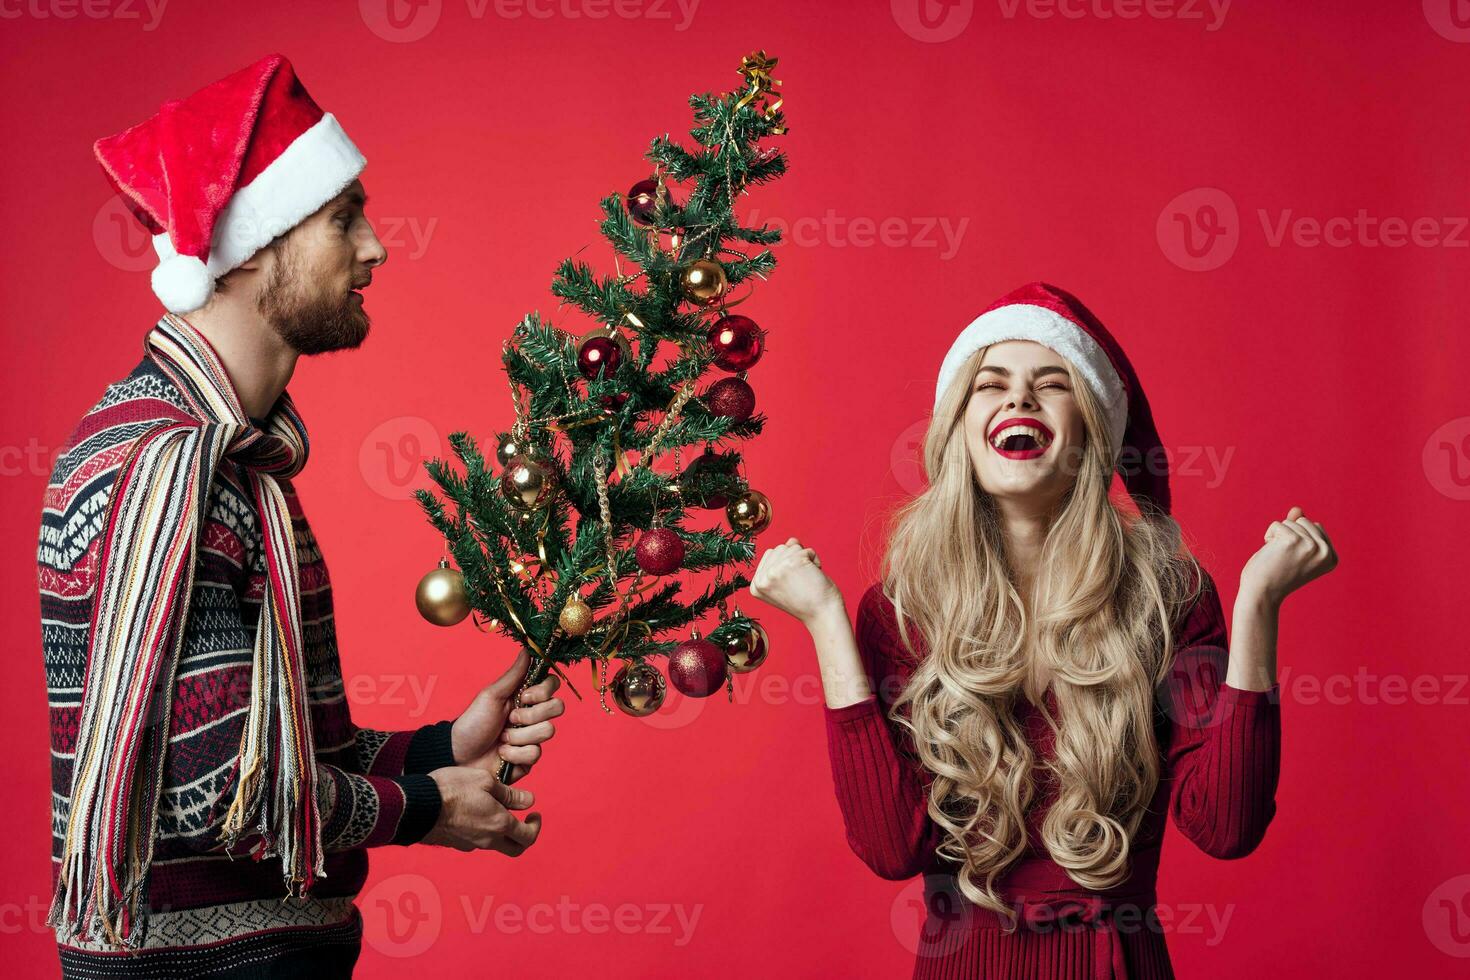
[[414, 52, 788, 778]]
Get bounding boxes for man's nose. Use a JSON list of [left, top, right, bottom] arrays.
[[358, 224, 388, 268]]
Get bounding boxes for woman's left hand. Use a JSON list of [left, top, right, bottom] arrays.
[[1240, 505, 1339, 607]]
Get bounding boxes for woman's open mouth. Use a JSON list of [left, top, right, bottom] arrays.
[[988, 418, 1053, 460]]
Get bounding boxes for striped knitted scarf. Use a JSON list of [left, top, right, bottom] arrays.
[[49, 313, 324, 948]]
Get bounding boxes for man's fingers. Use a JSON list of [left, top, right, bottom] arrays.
[[517, 674, 562, 706], [487, 647, 533, 697], [499, 811, 542, 851], [502, 719, 556, 745], [488, 779, 535, 810], [498, 742, 542, 767], [511, 696, 565, 726]]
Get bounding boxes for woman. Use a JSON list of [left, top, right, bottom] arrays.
[[749, 282, 1337, 978]]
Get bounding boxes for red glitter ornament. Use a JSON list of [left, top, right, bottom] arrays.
[[705, 376, 755, 421], [707, 315, 764, 372], [635, 527, 685, 575], [667, 633, 727, 698]]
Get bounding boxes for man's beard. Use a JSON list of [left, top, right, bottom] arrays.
[[258, 244, 371, 355]]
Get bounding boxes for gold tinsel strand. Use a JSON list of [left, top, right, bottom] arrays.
[[639, 382, 697, 468]]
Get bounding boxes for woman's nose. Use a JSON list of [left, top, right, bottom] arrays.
[[1007, 391, 1037, 410]]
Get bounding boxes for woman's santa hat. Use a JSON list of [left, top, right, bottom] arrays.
[[94, 54, 365, 314], [935, 282, 1171, 514]]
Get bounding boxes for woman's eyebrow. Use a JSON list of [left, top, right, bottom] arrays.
[[976, 364, 1068, 378]]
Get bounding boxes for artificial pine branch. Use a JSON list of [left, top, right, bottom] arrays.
[[415, 52, 787, 692]]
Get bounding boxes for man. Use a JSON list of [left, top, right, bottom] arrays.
[[37, 54, 563, 978]]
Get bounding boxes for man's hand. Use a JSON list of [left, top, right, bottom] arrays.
[[450, 646, 565, 784], [422, 766, 542, 854]]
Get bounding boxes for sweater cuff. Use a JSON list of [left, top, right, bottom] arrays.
[[1218, 682, 1281, 707], [824, 694, 881, 724], [390, 773, 442, 845], [404, 720, 457, 774]]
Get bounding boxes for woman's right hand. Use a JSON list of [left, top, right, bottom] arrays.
[[748, 537, 843, 626]]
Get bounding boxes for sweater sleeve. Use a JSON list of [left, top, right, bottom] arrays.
[[165, 744, 442, 854], [160, 586, 442, 854], [351, 721, 458, 778], [314, 762, 442, 849], [1160, 568, 1282, 859], [821, 584, 944, 880]]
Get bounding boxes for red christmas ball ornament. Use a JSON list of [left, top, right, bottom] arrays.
[[635, 527, 685, 575], [626, 178, 674, 226], [679, 448, 737, 510], [599, 392, 630, 412], [667, 631, 728, 698], [705, 376, 755, 422], [707, 315, 764, 372], [577, 328, 631, 380]]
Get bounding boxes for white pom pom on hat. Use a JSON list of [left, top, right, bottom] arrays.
[[150, 254, 215, 314]]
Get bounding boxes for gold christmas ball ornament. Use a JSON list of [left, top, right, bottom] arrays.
[[726, 488, 772, 535], [495, 432, 525, 469], [558, 596, 593, 637], [500, 453, 558, 511], [678, 259, 728, 307], [611, 661, 667, 717], [416, 557, 471, 627], [717, 618, 770, 673]]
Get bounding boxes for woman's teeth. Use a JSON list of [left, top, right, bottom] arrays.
[[989, 425, 1052, 452]]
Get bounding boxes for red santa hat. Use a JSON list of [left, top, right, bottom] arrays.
[[93, 54, 365, 314], [934, 282, 1171, 515]]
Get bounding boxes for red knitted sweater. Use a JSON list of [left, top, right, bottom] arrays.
[[823, 574, 1281, 980]]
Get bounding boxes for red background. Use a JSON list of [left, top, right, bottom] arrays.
[[3, 1, 1467, 976]]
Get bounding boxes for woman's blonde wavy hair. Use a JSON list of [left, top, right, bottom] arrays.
[[879, 343, 1202, 924]]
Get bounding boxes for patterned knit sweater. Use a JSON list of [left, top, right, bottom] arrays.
[[38, 346, 455, 978]]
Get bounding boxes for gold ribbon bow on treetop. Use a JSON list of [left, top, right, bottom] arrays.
[[735, 50, 786, 133]]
